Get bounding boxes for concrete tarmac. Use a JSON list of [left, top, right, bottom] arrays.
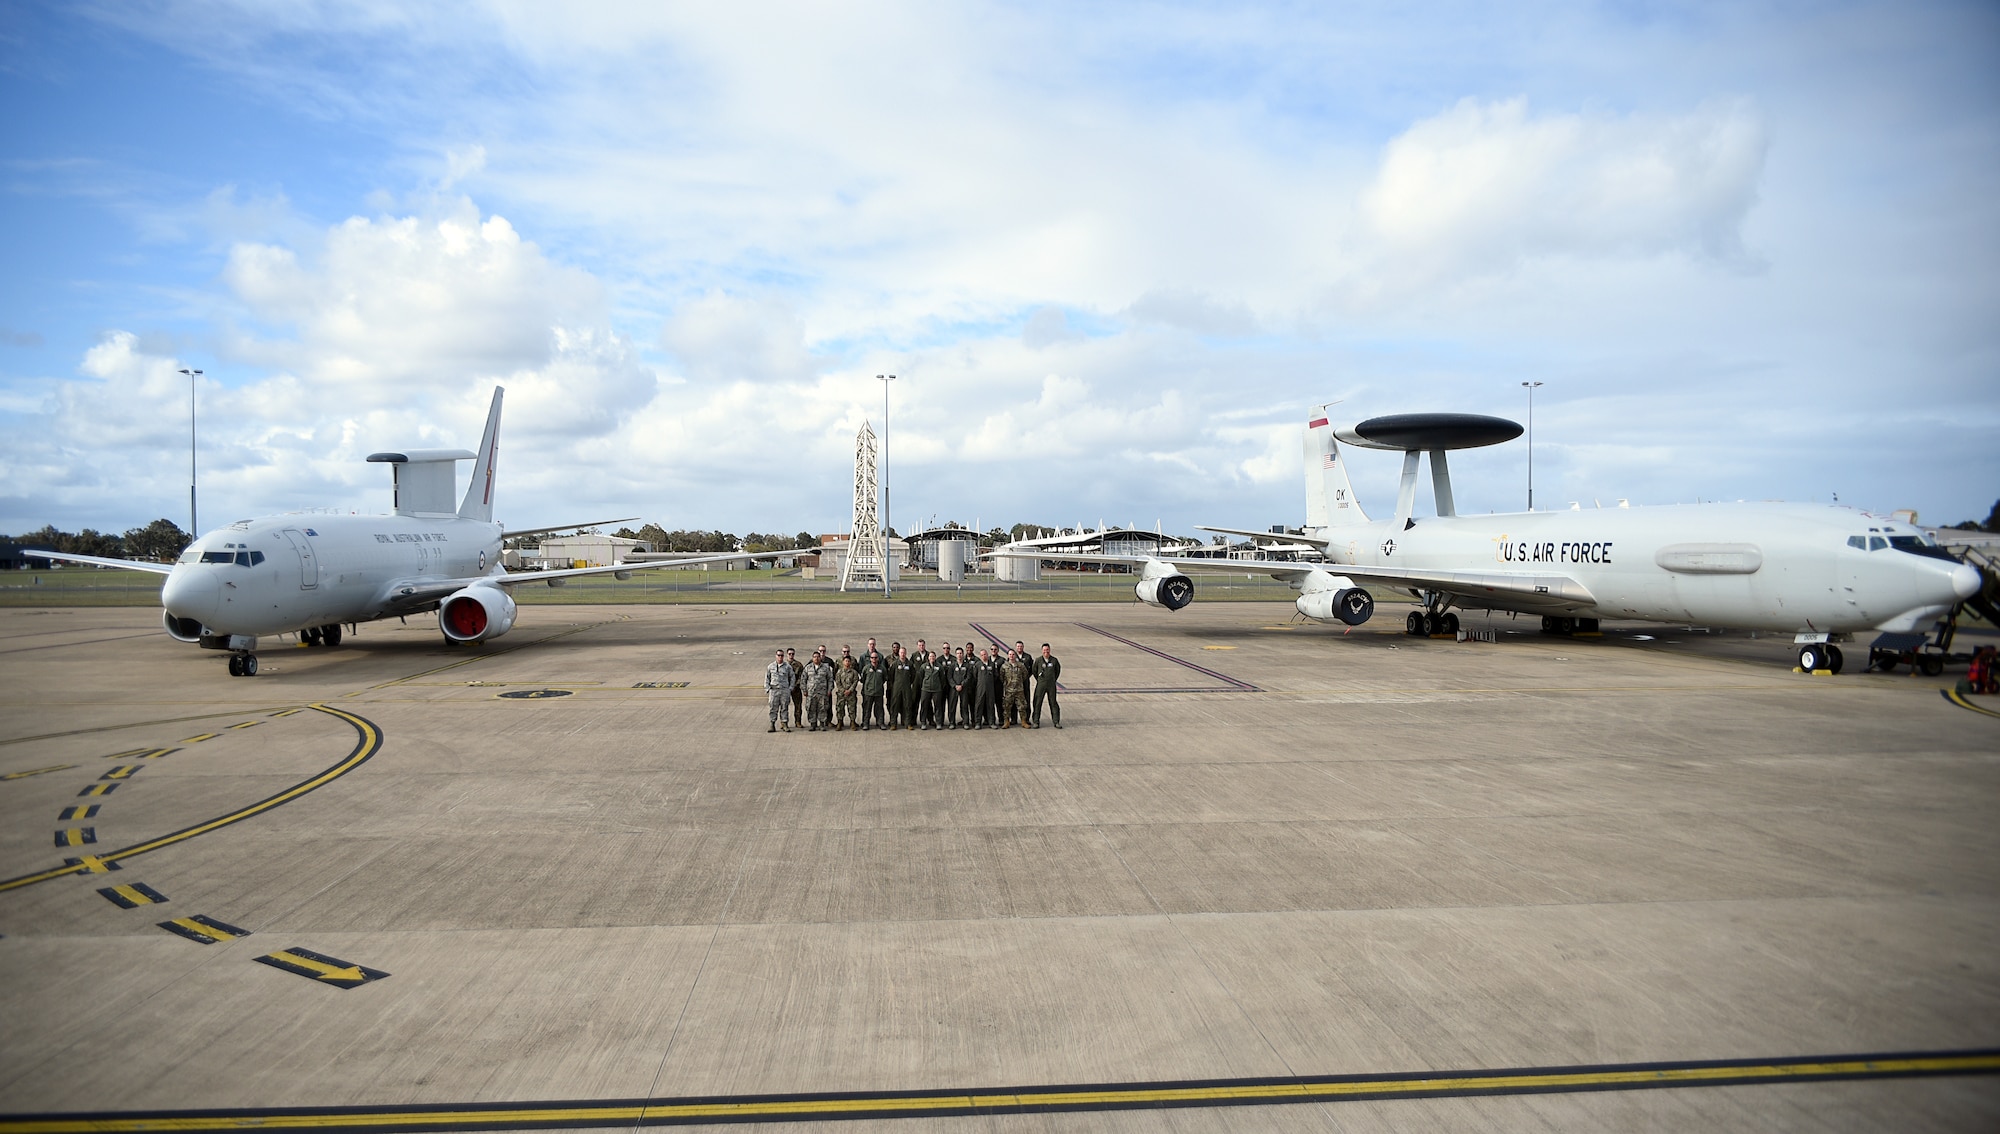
[[0, 602, 1996, 1131]]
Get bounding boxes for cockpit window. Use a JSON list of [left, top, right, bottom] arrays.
[[1868, 536, 1887, 551], [201, 550, 265, 566], [1847, 536, 1867, 550], [200, 551, 234, 563], [1888, 536, 1924, 552]]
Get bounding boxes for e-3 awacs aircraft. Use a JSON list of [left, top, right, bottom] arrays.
[[29, 387, 767, 676], [998, 410, 1991, 674]]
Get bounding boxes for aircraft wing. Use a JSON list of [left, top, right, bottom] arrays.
[[995, 550, 1596, 609], [1193, 524, 1321, 545], [500, 517, 640, 540], [373, 551, 778, 612], [23, 550, 175, 576]]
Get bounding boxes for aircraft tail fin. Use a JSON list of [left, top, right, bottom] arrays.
[[1306, 411, 1369, 529], [458, 386, 504, 522]]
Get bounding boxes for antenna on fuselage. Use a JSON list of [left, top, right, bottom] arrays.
[[1332, 413, 1524, 529]]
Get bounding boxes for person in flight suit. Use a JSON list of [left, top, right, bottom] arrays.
[[764, 649, 794, 733], [833, 654, 860, 730], [972, 647, 998, 729], [804, 649, 836, 731], [948, 647, 973, 729], [918, 649, 946, 729], [786, 648, 805, 728], [1000, 649, 1027, 728], [860, 646, 888, 730], [889, 645, 917, 729], [1032, 642, 1062, 729]]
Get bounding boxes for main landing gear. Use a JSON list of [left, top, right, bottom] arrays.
[[301, 624, 343, 647], [1540, 616, 1601, 636], [1404, 609, 1460, 636], [227, 653, 259, 677]]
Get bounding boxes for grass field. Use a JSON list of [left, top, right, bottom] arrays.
[[0, 565, 1304, 606]]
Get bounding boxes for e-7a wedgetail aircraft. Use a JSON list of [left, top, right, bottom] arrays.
[[1000, 409, 1990, 674], [31, 387, 763, 676]]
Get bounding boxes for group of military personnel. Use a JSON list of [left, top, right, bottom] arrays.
[[763, 637, 1062, 733]]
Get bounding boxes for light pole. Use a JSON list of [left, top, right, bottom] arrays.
[[1520, 381, 1542, 511], [878, 373, 897, 597], [179, 368, 203, 536]]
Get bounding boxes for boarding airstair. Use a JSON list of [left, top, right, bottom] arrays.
[[1867, 537, 2000, 675]]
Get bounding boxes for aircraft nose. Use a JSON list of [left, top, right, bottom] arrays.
[[1951, 562, 1983, 601], [162, 568, 220, 623]]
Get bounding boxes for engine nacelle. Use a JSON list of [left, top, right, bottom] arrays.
[[440, 586, 518, 642], [1296, 574, 1375, 625], [1135, 560, 1195, 611], [163, 610, 205, 643]]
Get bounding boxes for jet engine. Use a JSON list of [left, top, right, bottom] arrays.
[[163, 611, 205, 643], [1136, 560, 1195, 611], [1295, 572, 1375, 626], [439, 586, 519, 643]]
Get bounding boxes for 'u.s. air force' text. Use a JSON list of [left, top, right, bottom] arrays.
[[1498, 540, 1612, 564]]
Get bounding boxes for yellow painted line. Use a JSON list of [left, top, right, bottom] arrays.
[[2, 765, 72, 780], [228, 721, 260, 729], [1943, 689, 2000, 719], [0, 705, 383, 894], [133, 748, 179, 760], [0, 1050, 1991, 1131], [58, 805, 98, 821], [100, 748, 153, 760], [76, 783, 116, 798], [99, 766, 139, 780], [181, 733, 219, 743], [270, 708, 303, 717]]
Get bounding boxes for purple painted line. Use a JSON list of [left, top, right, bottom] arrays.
[[966, 621, 1066, 691], [1073, 623, 1260, 692]]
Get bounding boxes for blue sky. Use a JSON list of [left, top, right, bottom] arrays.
[[3, 0, 1996, 538]]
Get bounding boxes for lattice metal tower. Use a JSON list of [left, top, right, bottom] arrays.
[[840, 420, 885, 591]]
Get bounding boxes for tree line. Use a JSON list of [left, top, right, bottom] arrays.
[[3, 520, 192, 562]]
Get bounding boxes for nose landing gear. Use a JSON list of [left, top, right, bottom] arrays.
[[227, 653, 260, 677], [1797, 644, 1845, 674]]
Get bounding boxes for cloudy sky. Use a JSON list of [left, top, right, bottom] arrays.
[[3, 1, 1996, 540]]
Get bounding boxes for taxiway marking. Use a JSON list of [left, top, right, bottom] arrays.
[[180, 733, 219, 744], [76, 783, 116, 798], [0, 1048, 1992, 1131], [0, 705, 383, 893], [255, 947, 387, 988], [99, 766, 140, 780], [1942, 689, 2000, 718], [158, 914, 250, 944], [98, 882, 167, 909], [57, 805, 98, 821], [2, 765, 72, 781]]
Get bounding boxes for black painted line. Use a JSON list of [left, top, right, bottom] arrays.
[[57, 805, 99, 821], [255, 946, 388, 987], [76, 783, 116, 798], [1942, 689, 2000, 718], [0, 1048, 1993, 1131], [52, 828, 95, 847]]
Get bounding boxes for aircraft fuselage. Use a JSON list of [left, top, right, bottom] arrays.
[[161, 513, 503, 638], [1316, 502, 1972, 635]]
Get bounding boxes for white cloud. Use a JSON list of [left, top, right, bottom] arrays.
[[1360, 97, 1769, 280]]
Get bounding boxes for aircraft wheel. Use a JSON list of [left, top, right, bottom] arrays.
[[1406, 611, 1423, 635], [1798, 645, 1824, 672], [303, 627, 322, 646], [243, 655, 259, 676], [227, 655, 244, 677], [1920, 655, 1944, 677], [1442, 612, 1460, 635], [1826, 645, 1844, 675], [322, 624, 342, 647]]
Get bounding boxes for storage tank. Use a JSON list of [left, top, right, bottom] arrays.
[[994, 543, 1041, 582], [936, 539, 968, 583]]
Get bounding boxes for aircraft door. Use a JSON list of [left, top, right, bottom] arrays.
[[281, 529, 319, 590]]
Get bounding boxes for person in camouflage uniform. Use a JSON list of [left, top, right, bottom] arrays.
[[833, 654, 860, 730], [1000, 648, 1028, 728], [804, 648, 836, 731], [764, 649, 794, 733]]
